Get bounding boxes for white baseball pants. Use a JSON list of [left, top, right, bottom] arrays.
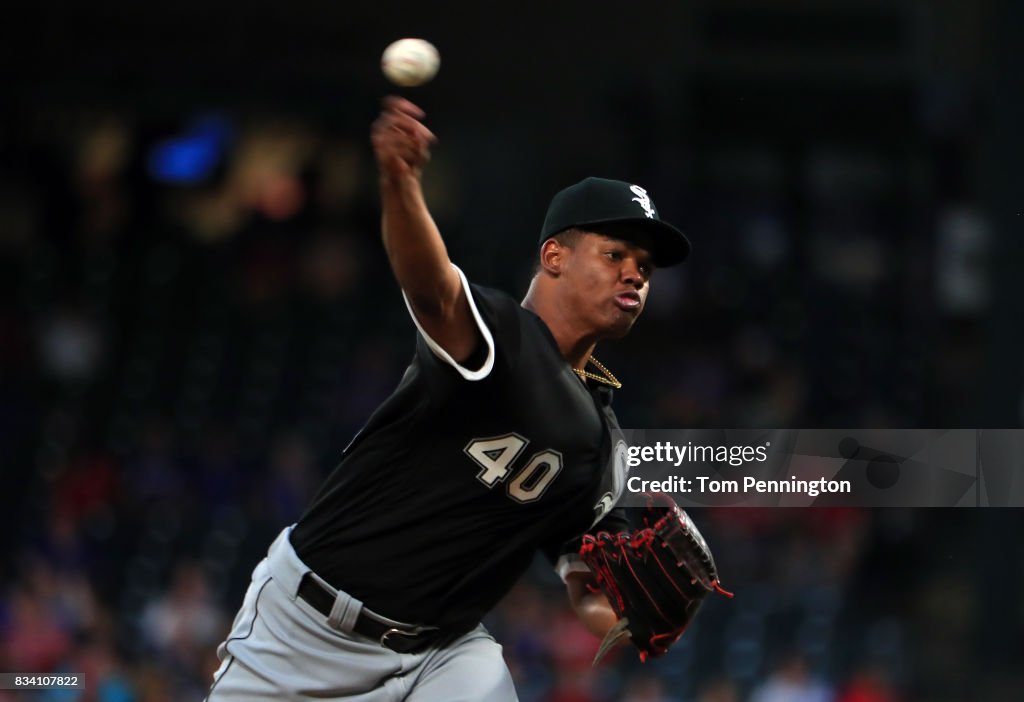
[[205, 527, 518, 701]]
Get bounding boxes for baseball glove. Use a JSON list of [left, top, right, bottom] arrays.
[[579, 493, 732, 663]]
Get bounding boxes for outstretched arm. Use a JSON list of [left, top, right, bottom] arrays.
[[370, 96, 479, 363]]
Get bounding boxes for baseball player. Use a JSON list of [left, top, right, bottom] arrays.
[[205, 96, 692, 701]]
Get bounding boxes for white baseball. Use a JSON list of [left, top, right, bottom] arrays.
[[381, 38, 440, 87]]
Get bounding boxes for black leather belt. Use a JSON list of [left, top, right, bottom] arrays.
[[297, 573, 443, 654]]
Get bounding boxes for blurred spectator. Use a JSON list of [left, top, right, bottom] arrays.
[[696, 677, 740, 702], [543, 669, 599, 702], [750, 654, 834, 702], [298, 231, 363, 302], [838, 664, 901, 702], [36, 306, 104, 384], [494, 582, 554, 690], [74, 115, 132, 245], [52, 451, 119, 532], [139, 562, 226, 676], [38, 512, 91, 574], [545, 608, 603, 674], [1, 586, 72, 671], [66, 611, 137, 702], [621, 675, 675, 702]]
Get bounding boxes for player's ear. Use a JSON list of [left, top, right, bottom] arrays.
[[539, 239, 566, 277]]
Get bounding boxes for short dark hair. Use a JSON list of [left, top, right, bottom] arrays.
[[534, 228, 584, 275], [549, 228, 585, 248]]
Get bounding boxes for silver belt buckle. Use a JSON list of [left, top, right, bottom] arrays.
[[379, 625, 438, 648], [380, 627, 413, 646]]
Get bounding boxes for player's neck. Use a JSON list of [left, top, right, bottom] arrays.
[[522, 283, 597, 370]]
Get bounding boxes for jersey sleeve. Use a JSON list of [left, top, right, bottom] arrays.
[[402, 264, 525, 382], [544, 507, 631, 583]]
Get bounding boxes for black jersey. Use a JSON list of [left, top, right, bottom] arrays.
[[290, 272, 629, 632]]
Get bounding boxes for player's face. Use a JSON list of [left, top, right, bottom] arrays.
[[563, 232, 654, 338]]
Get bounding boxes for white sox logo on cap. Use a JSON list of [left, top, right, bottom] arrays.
[[629, 185, 656, 219], [540, 177, 690, 266]]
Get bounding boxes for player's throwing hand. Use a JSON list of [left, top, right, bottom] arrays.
[[371, 96, 436, 183]]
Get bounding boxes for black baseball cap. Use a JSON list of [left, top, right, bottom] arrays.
[[540, 177, 691, 266]]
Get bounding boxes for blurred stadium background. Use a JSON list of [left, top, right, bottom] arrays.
[[2, 0, 1023, 700]]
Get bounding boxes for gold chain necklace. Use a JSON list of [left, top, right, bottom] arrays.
[[572, 356, 622, 389]]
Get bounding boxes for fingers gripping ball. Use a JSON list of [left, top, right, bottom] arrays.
[[381, 38, 440, 87], [580, 493, 734, 663]]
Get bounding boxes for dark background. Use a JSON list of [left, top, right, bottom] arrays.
[[1, 1, 1022, 700]]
